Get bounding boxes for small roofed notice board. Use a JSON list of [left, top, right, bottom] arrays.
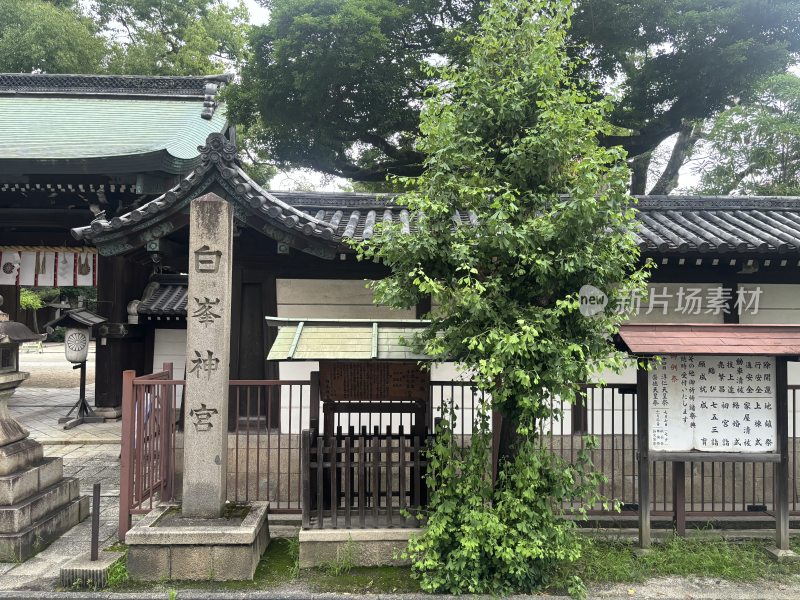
[[320, 361, 429, 402], [650, 354, 776, 453]]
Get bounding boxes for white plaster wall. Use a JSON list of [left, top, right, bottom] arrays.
[[152, 328, 186, 409], [153, 328, 186, 378], [625, 283, 725, 324]]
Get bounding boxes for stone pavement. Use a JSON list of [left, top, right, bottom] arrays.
[[1, 382, 122, 591], [11, 385, 120, 444]]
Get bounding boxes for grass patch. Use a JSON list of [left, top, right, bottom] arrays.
[[90, 532, 800, 595], [306, 566, 420, 594], [558, 534, 800, 587]]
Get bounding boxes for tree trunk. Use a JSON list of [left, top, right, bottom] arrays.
[[494, 412, 519, 480], [649, 121, 703, 195], [31, 309, 39, 334], [629, 152, 652, 195]]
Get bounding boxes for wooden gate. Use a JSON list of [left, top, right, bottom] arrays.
[[118, 363, 178, 540]]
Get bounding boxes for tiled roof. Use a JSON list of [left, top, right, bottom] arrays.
[[136, 276, 187, 317], [0, 74, 230, 174], [71, 132, 800, 257], [617, 323, 800, 355], [635, 196, 800, 254], [44, 308, 107, 329]]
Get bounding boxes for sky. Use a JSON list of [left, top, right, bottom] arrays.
[[243, 0, 269, 25]]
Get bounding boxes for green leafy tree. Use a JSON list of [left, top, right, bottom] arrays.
[[0, 0, 106, 73], [357, 0, 649, 593], [96, 0, 251, 75], [0, 0, 250, 77], [230, 0, 800, 191], [695, 74, 800, 196], [19, 288, 45, 334]]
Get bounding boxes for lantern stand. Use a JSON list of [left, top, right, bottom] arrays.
[[44, 308, 107, 430]]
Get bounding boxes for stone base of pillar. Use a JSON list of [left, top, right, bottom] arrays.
[[125, 502, 270, 581], [92, 406, 122, 421]]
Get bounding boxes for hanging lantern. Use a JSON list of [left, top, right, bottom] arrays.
[[64, 327, 91, 363], [44, 308, 107, 365]]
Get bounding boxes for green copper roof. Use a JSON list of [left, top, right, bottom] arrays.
[[0, 96, 227, 174], [266, 317, 430, 361]]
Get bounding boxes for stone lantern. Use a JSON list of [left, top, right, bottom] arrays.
[[0, 295, 89, 562], [0, 295, 43, 447]]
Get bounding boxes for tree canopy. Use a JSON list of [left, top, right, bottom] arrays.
[[357, 0, 649, 592], [98, 0, 250, 75], [695, 74, 800, 196], [0, 0, 106, 74], [0, 0, 250, 76], [229, 0, 800, 189]]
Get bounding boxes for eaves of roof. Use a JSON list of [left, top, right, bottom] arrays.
[[71, 132, 800, 258]]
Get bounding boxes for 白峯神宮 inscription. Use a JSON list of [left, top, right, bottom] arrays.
[[182, 195, 233, 518], [649, 354, 776, 452]]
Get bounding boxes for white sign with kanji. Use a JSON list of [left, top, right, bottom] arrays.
[[649, 354, 776, 453]]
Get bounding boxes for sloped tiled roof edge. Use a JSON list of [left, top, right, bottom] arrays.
[[0, 73, 233, 99], [72, 132, 800, 257], [73, 133, 346, 258]]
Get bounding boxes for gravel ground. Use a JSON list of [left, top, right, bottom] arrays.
[[18, 342, 96, 388]]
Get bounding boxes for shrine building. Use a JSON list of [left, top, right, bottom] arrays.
[[4, 74, 800, 550]]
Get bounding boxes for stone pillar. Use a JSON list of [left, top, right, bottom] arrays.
[[181, 194, 233, 518]]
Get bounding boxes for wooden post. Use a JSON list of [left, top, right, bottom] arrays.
[[309, 371, 320, 434], [637, 359, 651, 549], [775, 356, 790, 551], [160, 362, 174, 501], [672, 461, 686, 536], [118, 369, 136, 541], [301, 430, 311, 529]]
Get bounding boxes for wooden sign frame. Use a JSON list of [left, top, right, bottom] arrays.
[[636, 356, 791, 553]]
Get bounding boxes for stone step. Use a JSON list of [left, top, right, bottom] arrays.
[[0, 438, 43, 477], [0, 477, 80, 534], [0, 495, 89, 562], [0, 457, 64, 505]]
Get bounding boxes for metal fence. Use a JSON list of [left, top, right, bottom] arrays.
[[119, 364, 178, 540], [119, 371, 800, 539]]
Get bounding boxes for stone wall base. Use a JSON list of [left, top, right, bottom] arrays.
[[125, 502, 270, 581], [299, 528, 419, 568]]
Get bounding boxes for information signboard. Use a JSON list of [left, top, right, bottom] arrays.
[[649, 354, 776, 453], [319, 361, 429, 403]]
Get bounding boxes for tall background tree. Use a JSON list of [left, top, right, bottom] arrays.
[[693, 74, 800, 196], [358, 0, 649, 593], [0, 0, 250, 76], [96, 0, 250, 75], [229, 0, 800, 192], [0, 0, 106, 73]]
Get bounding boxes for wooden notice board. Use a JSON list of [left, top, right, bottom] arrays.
[[319, 360, 429, 402]]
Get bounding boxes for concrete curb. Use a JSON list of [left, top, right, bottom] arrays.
[[0, 592, 796, 600], [40, 440, 121, 446], [0, 593, 573, 600]]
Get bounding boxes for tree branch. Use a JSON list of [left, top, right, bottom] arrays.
[[649, 120, 704, 195]]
